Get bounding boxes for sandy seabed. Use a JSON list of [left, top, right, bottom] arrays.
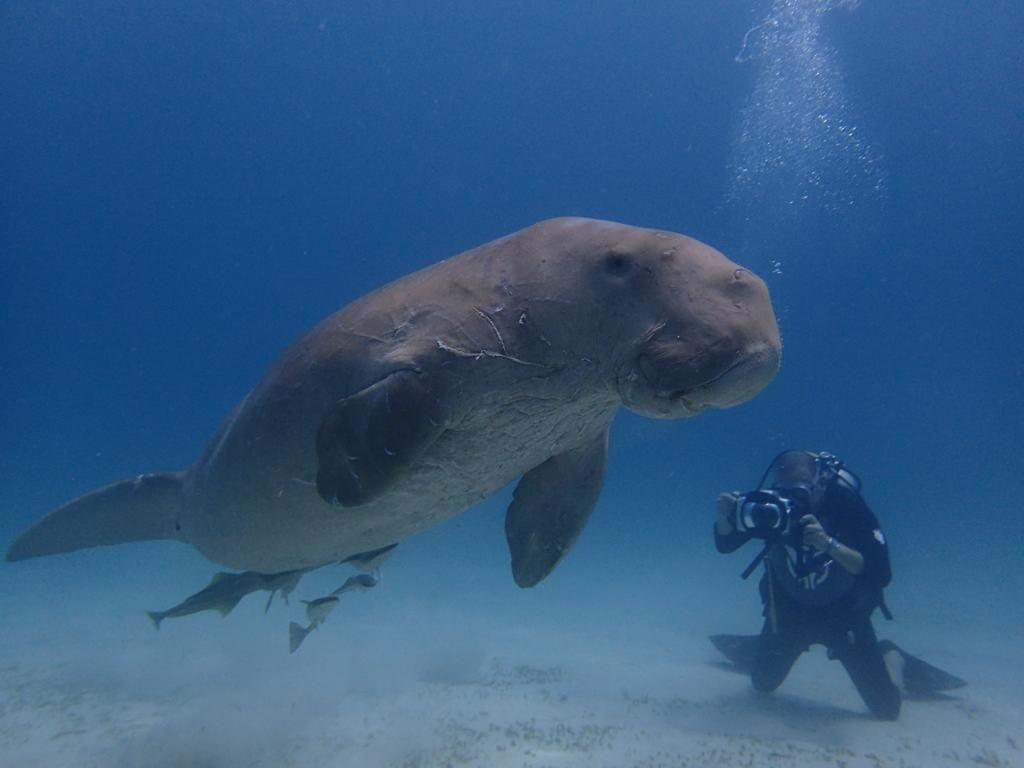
[[0, 541, 1021, 768]]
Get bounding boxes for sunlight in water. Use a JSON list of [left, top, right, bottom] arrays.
[[727, 0, 886, 219]]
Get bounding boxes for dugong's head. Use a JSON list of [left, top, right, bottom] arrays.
[[535, 218, 781, 417]]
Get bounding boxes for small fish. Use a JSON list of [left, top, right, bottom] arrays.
[[146, 568, 305, 630], [331, 572, 378, 596], [304, 596, 339, 625], [341, 543, 397, 572], [288, 596, 339, 653]]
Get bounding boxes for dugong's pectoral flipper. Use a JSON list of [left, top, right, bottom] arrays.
[[6, 472, 185, 561], [505, 430, 609, 588], [316, 369, 452, 506]]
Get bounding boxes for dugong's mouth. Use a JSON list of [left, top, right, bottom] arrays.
[[618, 341, 780, 419], [666, 362, 744, 413], [668, 347, 777, 407]]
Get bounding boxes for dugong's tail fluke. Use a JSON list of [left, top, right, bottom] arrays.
[[6, 471, 186, 562]]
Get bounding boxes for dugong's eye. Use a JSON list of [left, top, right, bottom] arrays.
[[603, 253, 633, 276]]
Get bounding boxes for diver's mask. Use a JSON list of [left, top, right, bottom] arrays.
[[772, 482, 814, 518]]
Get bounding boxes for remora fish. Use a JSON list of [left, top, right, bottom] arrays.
[[341, 543, 397, 572], [289, 596, 339, 653], [146, 568, 304, 630], [331, 572, 378, 596]]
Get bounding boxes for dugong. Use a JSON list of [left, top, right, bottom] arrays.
[[7, 218, 781, 587]]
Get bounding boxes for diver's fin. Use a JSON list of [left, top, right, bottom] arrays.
[[146, 611, 165, 632], [710, 634, 761, 672], [289, 621, 312, 653], [878, 640, 967, 694], [6, 472, 186, 562], [505, 430, 608, 588]]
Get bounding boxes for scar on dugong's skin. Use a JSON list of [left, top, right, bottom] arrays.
[[7, 218, 781, 588]]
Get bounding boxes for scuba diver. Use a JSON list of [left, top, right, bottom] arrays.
[[711, 450, 964, 720]]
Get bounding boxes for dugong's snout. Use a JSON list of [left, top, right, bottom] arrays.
[[618, 263, 781, 418], [622, 337, 779, 417], [672, 340, 781, 410]]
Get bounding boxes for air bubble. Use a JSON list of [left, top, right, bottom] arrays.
[[726, 0, 885, 219]]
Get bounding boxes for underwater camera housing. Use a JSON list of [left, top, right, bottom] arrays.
[[734, 485, 811, 539]]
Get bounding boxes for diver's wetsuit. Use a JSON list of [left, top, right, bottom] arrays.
[[716, 486, 901, 720]]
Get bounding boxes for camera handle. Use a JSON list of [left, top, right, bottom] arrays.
[[740, 542, 770, 580]]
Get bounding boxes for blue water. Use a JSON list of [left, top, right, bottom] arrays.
[[2, 2, 1022, 766]]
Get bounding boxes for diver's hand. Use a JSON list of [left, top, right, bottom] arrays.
[[716, 492, 740, 535], [802, 515, 865, 574], [800, 515, 830, 552]]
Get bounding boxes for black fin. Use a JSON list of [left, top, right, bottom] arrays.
[[710, 634, 761, 672], [878, 640, 967, 694], [316, 370, 450, 506], [505, 430, 608, 588]]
